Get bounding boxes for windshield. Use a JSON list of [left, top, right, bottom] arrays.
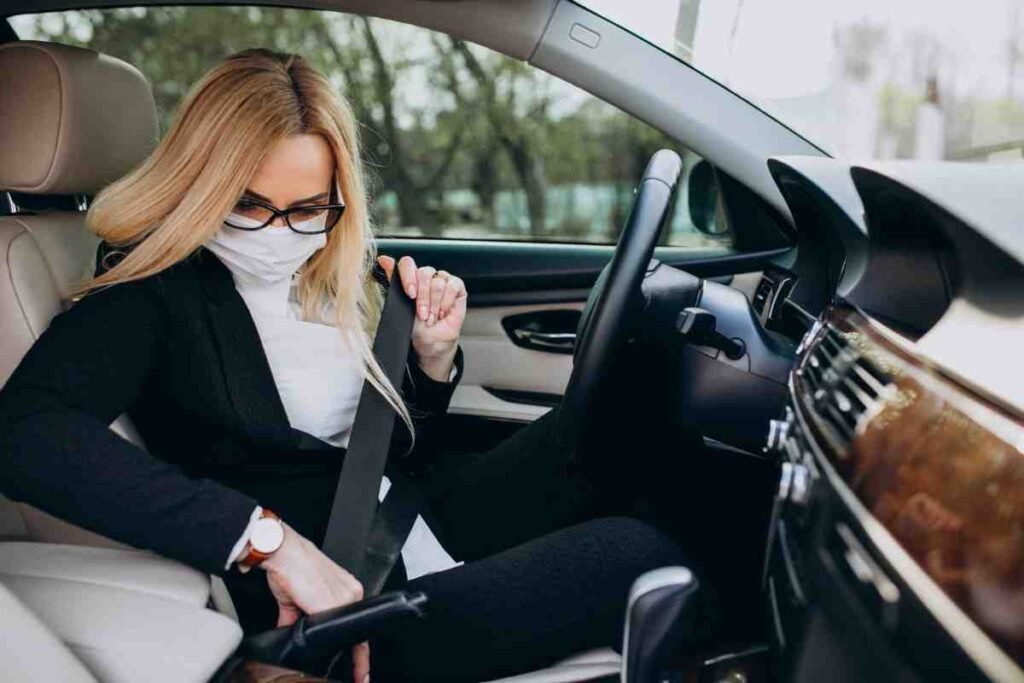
[[581, 0, 1024, 162]]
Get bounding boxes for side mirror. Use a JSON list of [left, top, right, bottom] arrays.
[[687, 160, 728, 236]]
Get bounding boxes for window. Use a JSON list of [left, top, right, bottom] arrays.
[[12, 7, 731, 248], [581, 0, 1024, 162]]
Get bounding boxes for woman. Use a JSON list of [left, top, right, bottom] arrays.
[[0, 49, 684, 682]]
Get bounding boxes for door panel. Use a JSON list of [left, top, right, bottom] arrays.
[[450, 385, 552, 423], [377, 239, 791, 428], [452, 302, 583, 423]]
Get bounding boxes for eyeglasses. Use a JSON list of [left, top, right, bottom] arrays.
[[223, 194, 346, 234]]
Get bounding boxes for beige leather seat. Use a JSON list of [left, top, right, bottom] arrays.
[[0, 541, 242, 682], [0, 40, 620, 682], [0, 40, 244, 682], [0, 580, 98, 682], [0, 40, 156, 547]]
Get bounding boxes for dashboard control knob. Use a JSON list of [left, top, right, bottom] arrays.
[[776, 462, 794, 502], [774, 462, 811, 507], [789, 464, 811, 506], [765, 417, 791, 453]]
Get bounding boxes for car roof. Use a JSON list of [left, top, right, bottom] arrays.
[[1, 0, 556, 62]]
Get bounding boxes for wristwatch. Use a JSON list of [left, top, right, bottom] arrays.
[[238, 508, 285, 572]]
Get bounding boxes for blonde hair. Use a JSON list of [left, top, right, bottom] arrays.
[[77, 48, 413, 437]]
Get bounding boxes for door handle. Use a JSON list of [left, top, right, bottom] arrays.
[[502, 309, 581, 355], [512, 329, 577, 352]]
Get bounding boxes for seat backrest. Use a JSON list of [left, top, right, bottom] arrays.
[[0, 41, 159, 546]]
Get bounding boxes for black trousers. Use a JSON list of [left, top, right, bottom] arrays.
[[229, 412, 687, 682], [368, 412, 686, 682]]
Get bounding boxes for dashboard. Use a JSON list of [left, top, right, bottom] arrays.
[[756, 159, 1024, 682]]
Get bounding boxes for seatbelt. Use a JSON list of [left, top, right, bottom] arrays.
[[321, 271, 418, 594], [359, 470, 423, 596]]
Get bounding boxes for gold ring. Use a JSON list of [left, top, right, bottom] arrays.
[[433, 270, 451, 281]]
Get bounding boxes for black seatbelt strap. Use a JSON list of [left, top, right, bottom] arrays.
[[321, 271, 416, 591], [360, 470, 423, 596]]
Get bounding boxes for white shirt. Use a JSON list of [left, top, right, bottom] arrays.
[[219, 264, 458, 579]]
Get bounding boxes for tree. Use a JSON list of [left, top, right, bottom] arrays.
[[22, 7, 697, 244], [449, 39, 551, 236], [350, 18, 468, 236]]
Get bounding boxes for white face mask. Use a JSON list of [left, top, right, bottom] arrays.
[[205, 213, 328, 283]]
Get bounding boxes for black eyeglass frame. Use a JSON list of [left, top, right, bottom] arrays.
[[223, 195, 346, 234]]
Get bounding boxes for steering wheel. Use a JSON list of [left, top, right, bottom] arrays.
[[554, 149, 683, 452]]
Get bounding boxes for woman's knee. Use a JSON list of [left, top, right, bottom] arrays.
[[556, 516, 687, 576]]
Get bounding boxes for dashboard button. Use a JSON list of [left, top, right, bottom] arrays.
[[765, 408, 794, 454], [789, 464, 811, 506]]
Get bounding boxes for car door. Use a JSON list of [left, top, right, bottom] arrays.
[[382, 235, 790, 453]]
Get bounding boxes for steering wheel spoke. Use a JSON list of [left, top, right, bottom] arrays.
[[557, 150, 686, 453]]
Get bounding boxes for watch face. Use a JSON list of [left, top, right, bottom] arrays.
[[250, 518, 285, 554]]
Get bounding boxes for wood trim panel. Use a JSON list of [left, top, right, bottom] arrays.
[[815, 305, 1024, 666]]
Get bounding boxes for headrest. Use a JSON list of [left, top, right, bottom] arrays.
[[0, 41, 158, 196]]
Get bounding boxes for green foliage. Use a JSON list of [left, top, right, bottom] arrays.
[[19, 7, 723, 247]]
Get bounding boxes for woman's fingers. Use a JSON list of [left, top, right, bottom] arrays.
[[322, 556, 364, 606], [352, 642, 370, 683], [376, 255, 396, 281], [416, 266, 436, 321], [275, 601, 302, 629], [438, 275, 465, 320], [386, 257, 467, 325], [428, 272, 447, 325], [332, 573, 363, 605], [397, 256, 418, 298]]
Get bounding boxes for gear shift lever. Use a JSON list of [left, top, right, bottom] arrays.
[[622, 567, 699, 683]]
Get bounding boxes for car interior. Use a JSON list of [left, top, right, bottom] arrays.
[[1, 1, 1023, 682]]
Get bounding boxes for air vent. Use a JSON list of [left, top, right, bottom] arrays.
[[797, 327, 890, 455], [753, 277, 774, 315]]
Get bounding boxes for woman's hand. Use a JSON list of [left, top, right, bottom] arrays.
[[262, 524, 370, 683], [378, 255, 467, 382]]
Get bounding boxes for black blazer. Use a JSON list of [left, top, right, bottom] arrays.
[[0, 246, 462, 575]]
